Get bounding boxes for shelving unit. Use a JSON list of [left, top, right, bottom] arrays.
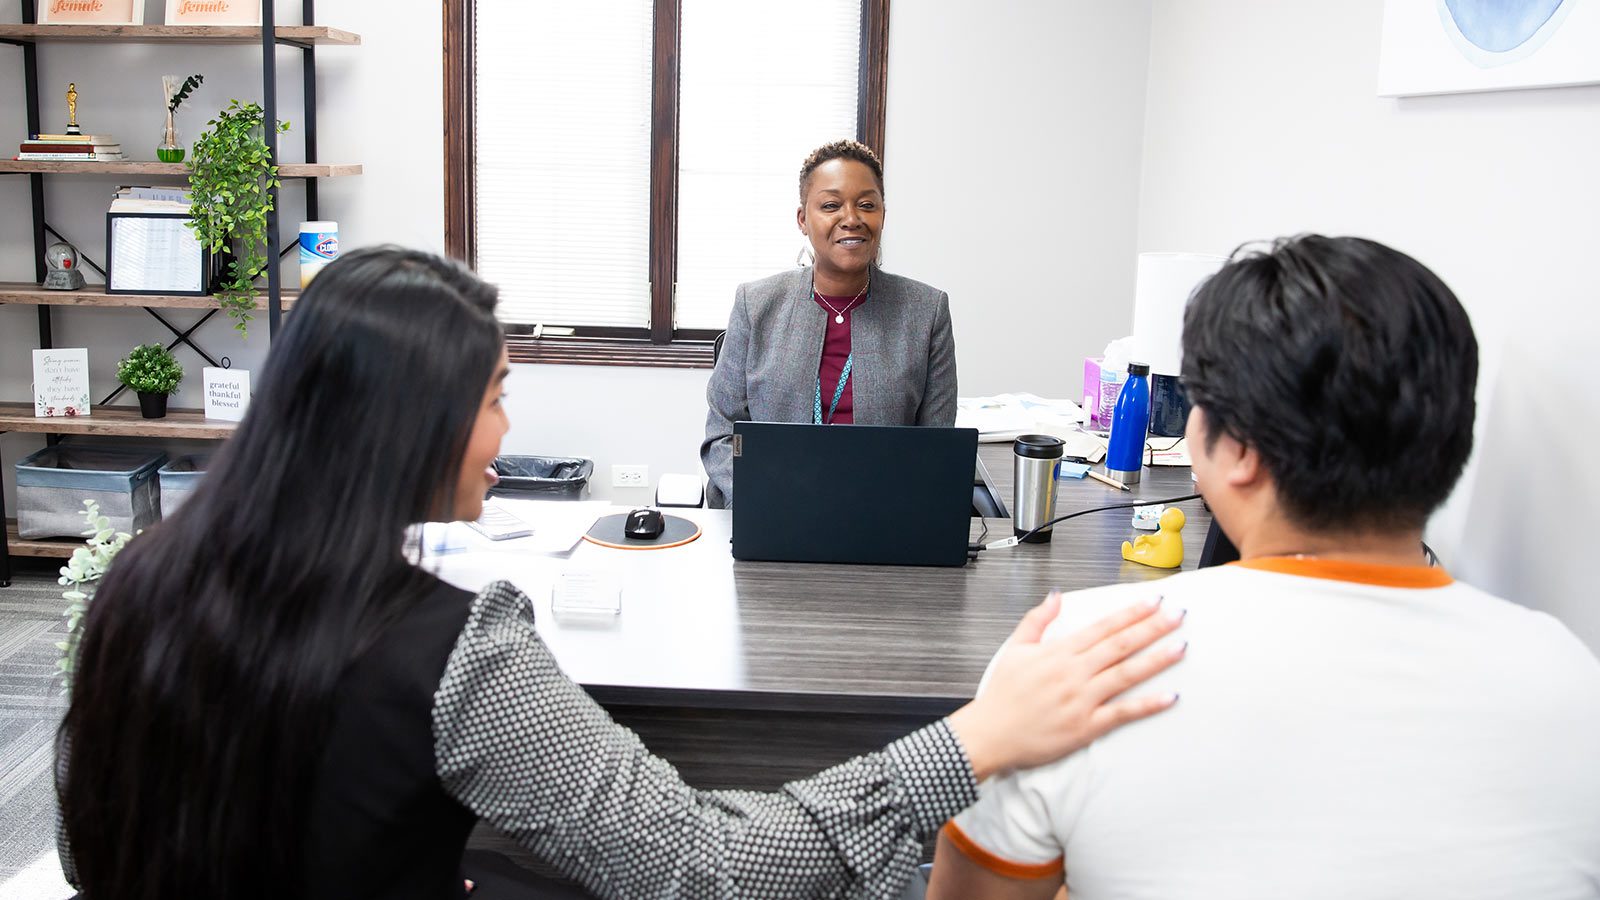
[[0, 1, 358, 585]]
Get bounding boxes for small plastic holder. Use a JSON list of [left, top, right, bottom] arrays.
[[552, 571, 622, 618], [1132, 504, 1164, 531]]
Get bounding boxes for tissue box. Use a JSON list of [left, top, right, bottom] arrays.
[[1082, 358, 1104, 428]]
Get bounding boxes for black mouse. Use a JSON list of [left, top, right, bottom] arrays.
[[624, 507, 665, 540]]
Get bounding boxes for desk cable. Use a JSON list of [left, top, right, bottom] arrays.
[[969, 493, 1202, 557]]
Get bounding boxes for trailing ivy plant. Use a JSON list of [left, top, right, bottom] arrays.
[[186, 100, 290, 337], [56, 500, 133, 693]]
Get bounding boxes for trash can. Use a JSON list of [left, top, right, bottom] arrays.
[[157, 454, 212, 517], [15, 445, 167, 539], [487, 455, 592, 501]]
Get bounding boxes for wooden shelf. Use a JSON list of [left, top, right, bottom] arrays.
[[0, 160, 360, 177], [6, 519, 81, 559], [0, 403, 237, 439], [0, 24, 360, 45], [0, 282, 298, 311]]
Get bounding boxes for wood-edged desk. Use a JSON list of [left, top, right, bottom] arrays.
[[456, 445, 1205, 864], [444, 446, 1206, 793]]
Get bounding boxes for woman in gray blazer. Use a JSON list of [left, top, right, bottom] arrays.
[[701, 140, 956, 508]]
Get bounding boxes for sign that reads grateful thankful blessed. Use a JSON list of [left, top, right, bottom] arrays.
[[202, 367, 251, 422]]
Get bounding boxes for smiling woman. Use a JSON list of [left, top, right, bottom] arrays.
[[699, 140, 959, 509]]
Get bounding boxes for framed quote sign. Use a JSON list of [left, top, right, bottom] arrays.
[[38, 0, 141, 25], [165, 0, 262, 26]]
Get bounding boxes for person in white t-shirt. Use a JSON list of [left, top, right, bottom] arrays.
[[927, 234, 1600, 900]]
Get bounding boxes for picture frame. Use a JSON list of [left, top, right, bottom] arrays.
[[37, 0, 141, 25], [164, 0, 262, 27], [106, 212, 212, 296]]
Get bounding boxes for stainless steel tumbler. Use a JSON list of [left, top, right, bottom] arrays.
[[1013, 434, 1064, 543]]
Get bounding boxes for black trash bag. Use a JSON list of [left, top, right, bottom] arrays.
[[486, 455, 593, 501]]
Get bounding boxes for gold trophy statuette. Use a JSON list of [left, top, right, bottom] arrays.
[[66, 83, 80, 135]]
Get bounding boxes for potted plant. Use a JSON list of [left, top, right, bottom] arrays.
[[116, 343, 183, 419], [157, 73, 203, 163], [186, 99, 290, 337]]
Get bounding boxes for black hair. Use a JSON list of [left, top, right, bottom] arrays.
[[799, 139, 884, 203], [58, 246, 504, 899], [1180, 234, 1478, 533]]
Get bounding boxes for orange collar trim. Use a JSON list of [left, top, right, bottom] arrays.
[[1232, 556, 1453, 589]]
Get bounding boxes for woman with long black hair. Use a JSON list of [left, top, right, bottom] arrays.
[[57, 247, 1184, 900]]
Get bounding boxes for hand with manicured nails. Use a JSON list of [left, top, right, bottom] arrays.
[[948, 594, 1186, 781]]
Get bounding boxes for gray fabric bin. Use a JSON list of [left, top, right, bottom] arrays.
[[157, 454, 211, 517], [16, 445, 167, 539]]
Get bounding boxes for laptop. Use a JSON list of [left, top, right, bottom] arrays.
[[731, 422, 980, 567]]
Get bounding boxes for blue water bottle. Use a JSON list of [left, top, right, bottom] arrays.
[[1105, 362, 1151, 484]]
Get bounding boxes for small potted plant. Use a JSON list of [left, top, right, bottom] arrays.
[[116, 343, 183, 419], [158, 74, 204, 163]]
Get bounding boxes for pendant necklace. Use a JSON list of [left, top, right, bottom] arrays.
[[815, 277, 869, 324]]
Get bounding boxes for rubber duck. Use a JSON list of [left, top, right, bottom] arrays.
[[1122, 507, 1185, 568]]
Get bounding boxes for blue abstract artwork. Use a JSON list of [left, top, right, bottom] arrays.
[[1380, 0, 1600, 95], [1443, 0, 1567, 53]]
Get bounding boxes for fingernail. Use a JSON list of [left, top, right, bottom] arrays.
[[1165, 607, 1187, 624], [1144, 595, 1164, 610], [1169, 639, 1188, 658], [1168, 692, 1181, 705]]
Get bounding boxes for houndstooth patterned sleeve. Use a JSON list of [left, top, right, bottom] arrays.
[[433, 581, 977, 899]]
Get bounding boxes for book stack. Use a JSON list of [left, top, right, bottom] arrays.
[[17, 133, 124, 161]]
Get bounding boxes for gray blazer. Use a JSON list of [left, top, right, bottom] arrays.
[[700, 265, 957, 508]]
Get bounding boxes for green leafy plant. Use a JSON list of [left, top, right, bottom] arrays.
[[186, 99, 290, 337], [56, 500, 133, 692], [116, 343, 183, 395], [165, 73, 204, 112]]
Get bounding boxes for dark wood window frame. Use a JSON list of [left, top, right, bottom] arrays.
[[444, 0, 891, 368]]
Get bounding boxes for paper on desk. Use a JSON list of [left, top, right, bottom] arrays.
[[957, 392, 1089, 445], [1145, 437, 1192, 467], [417, 499, 608, 557]]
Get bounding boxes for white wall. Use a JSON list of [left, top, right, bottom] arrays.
[[1137, 0, 1600, 648], [884, 0, 1154, 397]]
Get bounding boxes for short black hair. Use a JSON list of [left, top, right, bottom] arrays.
[[799, 139, 884, 203], [1181, 234, 1479, 533]]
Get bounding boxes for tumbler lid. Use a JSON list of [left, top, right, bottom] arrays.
[[1128, 362, 1151, 376], [1013, 434, 1065, 459]]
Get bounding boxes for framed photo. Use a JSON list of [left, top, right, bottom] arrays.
[[106, 212, 211, 296], [164, 0, 262, 26], [38, 0, 141, 25]]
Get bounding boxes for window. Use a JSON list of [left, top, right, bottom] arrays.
[[444, 0, 890, 367]]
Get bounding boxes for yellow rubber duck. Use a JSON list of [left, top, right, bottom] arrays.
[[1122, 507, 1186, 569]]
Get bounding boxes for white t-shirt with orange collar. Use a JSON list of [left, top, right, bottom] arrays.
[[947, 558, 1600, 899]]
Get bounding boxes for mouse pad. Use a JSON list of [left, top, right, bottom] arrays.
[[583, 513, 702, 550]]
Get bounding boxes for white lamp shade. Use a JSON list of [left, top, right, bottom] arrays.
[[1132, 252, 1227, 376]]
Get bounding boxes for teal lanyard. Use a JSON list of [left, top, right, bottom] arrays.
[[813, 352, 853, 425]]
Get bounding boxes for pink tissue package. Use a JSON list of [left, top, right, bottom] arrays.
[[1083, 357, 1104, 428]]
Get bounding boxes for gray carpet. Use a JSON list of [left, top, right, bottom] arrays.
[[0, 567, 73, 899]]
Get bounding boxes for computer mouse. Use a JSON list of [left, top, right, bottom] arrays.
[[624, 507, 665, 540]]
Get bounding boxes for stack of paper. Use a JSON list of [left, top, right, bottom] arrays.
[[110, 185, 192, 214], [957, 392, 1105, 461]]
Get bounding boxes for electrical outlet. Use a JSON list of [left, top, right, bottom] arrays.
[[611, 464, 649, 488]]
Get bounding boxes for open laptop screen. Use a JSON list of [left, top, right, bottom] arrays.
[[731, 422, 979, 567]]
